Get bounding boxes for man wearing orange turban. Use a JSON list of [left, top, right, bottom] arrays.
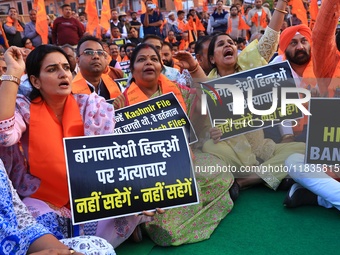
[[278, 24, 313, 81], [284, 0, 340, 211], [273, 24, 317, 143]]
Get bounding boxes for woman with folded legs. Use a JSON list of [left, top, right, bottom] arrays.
[[114, 43, 235, 246]]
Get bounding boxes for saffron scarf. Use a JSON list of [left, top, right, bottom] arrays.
[[251, 9, 267, 29], [124, 74, 187, 112], [29, 95, 84, 208], [6, 16, 24, 32], [71, 70, 121, 99], [226, 15, 249, 35]]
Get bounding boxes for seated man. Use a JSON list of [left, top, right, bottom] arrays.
[[72, 35, 124, 100], [284, 0, 340, 210], [284, 153, 340, 210]]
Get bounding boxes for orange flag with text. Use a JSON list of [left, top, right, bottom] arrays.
[[85, 0, 99, 36], [34, 0, 49, 44]]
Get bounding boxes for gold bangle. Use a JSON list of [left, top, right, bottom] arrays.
[[0, 75, 21, 86], [274, 8, 288, 14], [189, 62, 199, 73]]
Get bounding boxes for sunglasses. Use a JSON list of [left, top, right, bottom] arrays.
[[126, 49, 135, 53], [80, 50, 107, 57]]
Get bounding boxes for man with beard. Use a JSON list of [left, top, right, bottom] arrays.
[[226, 5, 247, 40], [130, 12, 141, 30], [123, 43, 136, 61], [72, 36, 124, 100], [269, 24, 317, 143], [283, 0, 340, 212], [161, 41, 180, 70], [279, 25, 314, 84], [195, 35, 213, 75]]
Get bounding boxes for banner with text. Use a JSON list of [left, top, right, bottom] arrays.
[[114, 92, 198, 144], [120, 60, 130, 75], [201, 61, 303, 140], [64, 128, 198, 224], [306, 98, 340, 165], [115, 78, 129, 93]]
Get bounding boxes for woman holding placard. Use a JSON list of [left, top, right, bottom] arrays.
[[114, 43, 235, 246], [0, 45, 161, 249]]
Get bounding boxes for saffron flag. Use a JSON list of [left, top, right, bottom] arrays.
[[309, 0, 318, 29], [251, 10, 267, 29], [260, 10, 267, 28], [85, 0, 99, 36], [240, 5, 245, 15], [289, 0, 308, 26], [227, 16, 249, 35], [0, 22, 9, 48], [160, 18, 167, 33], [174, 0, 183, 11], [34, 0, 49, 44], [238, 14, 250, 30], [100, 0, 110, 31], [203, 0, 208, 12], [141, 1, 146, 14]]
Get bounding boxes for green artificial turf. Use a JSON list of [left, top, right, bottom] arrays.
[[116, 186, 340, 255]]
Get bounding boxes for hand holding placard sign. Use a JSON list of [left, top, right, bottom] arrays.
[[63, 128, 198, 224], [114, 92, 198, 144], [201, 61, 308, 140], [306, 98, 340, 167]]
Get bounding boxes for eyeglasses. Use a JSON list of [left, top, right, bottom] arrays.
[[80, 50, 107, 57]]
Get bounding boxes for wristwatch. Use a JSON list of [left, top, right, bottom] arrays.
[[0, 75, 20, 85]]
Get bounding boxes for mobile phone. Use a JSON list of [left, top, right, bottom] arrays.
[[148, 3, 157, 8]]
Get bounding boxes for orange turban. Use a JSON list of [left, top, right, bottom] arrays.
[[279, 24, 312, 54]]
